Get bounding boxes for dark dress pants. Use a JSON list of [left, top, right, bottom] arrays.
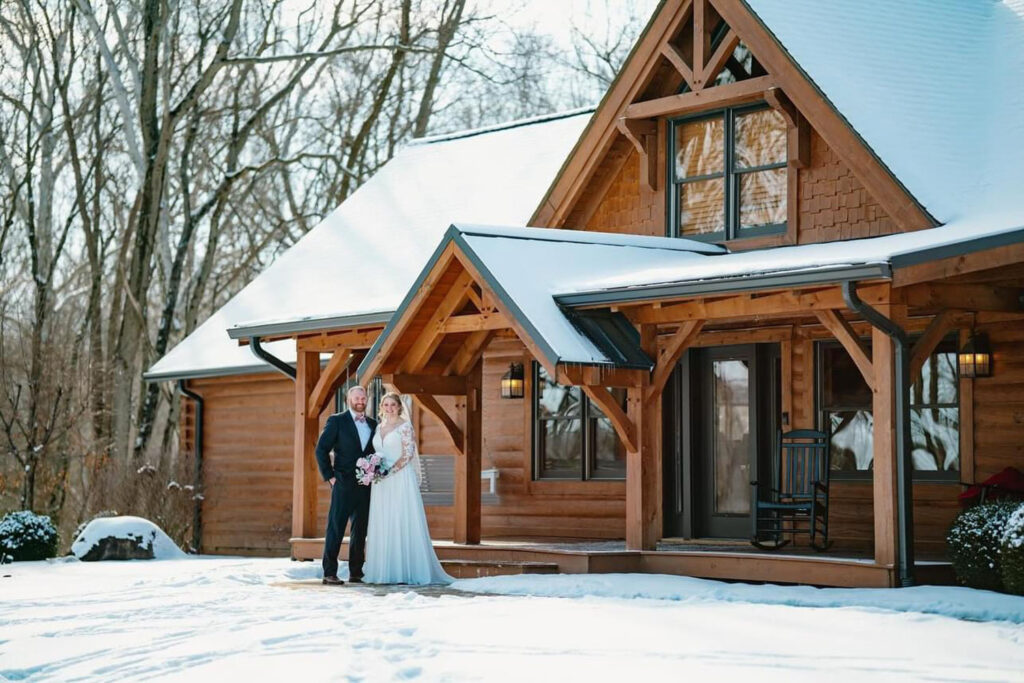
[[322, 476, 371, 579]]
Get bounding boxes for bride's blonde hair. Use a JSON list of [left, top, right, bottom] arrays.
[[378, 392, 405, 422]]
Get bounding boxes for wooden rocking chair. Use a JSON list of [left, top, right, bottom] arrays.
[[750, 429, 832, 551]]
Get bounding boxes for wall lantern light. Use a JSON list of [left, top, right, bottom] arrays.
[[958, 332, 992, 378], [500, 363, 525, 399]]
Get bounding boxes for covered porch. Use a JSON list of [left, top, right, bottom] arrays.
[[243, 223, 1024, 588]]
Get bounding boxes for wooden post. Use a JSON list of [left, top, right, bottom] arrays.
[[627, 324, 660, 550], [292, 350, 321, 541], [871, 307, 900, 576], [454, 358, 482, 544]]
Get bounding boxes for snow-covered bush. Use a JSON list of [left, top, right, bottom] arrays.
[[1000, 504, 1024, 595], [0, 510, 60, 562], [947, 500, 1018, 591]]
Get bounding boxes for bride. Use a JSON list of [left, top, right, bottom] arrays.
[[363, 392, 453, 585]]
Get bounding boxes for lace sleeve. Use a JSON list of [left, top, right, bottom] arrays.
[[399, 421, 422, 485]]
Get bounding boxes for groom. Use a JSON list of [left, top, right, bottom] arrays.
[[314, 385, 377, 585]]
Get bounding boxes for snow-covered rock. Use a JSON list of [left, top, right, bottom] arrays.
[[70, 516, 186, 561]]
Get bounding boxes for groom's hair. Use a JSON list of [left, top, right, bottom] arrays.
[[346, 385, 367, 397]]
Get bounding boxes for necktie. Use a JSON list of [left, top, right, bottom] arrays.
[[354, 413, 366, 423]]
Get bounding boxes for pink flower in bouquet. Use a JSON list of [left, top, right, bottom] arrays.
[[370, 454, 382, 466], [356, 457, 368, 469]]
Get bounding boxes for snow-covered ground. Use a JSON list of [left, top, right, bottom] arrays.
[[3, 557, 1024, 681]]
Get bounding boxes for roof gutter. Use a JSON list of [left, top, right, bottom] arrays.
[[228, 310, 393, 341], [249, 336, 297, 380], [842, 280, 914, 587], [555, 263, 892, 308]]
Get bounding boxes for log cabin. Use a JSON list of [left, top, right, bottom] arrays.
[[147, 0, 1024, 587]]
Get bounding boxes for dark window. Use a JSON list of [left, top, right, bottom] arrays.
[[816, 337, 960, 480], [533, 363, 626, 480], [669, 104, 787, 241]]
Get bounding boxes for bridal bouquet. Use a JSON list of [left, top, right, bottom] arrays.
[[355, 454, 389, 486]]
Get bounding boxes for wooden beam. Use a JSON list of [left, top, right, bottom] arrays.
[[381, 373, 467, 396], [292, 351, 320, 541], [624, 75, 775, 120], [871, 304, 900, 574], [765, 86, 810, 168], [630, 283, 891, 324], [660, 42, 695, 90], [700, 28, 740, 86], [465, 284, 483, 310], [958, 326, 976, 485], [307, 349, 353, 416], [359, 244, 458, 381], [558, 365, 649, 388], [815, 309, 875, 390], [900, 282, 1024, 313], [646, 319, 704, 403], [412, 394, 464, 456], [893, 243, 1024, 288], [294, 328, 380, 352], [581, 385, 638, 453], [626, 323, 661, 550], [684, 324, 793, 348], [454, 359, 483, 544], [401, 269, 475, 373], [438, 312, 511, 334], [693, 0, 706, 85], [908, 311, 957, 383], [617, 118, 658, 191], [444, 330, 496, 377]]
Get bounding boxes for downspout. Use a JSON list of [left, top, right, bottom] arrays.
[[249, 336, 297, 380], [841, 280, 915, 587], [177, 380, 204, 553]]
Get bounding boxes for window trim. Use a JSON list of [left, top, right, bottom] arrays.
[[531, 361, 627, 482], [667, 102, 788, 242], [814, 336, 961, 483]]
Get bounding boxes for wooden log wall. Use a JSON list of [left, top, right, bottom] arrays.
[[185, 371, 333, 557], [421, 337, 626, 540]]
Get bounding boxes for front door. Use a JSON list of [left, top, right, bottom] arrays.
[[661, 343, 780, 539]]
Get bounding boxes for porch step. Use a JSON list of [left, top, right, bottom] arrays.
[[441, 559, 559, 579]]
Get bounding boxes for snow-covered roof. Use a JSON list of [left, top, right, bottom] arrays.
[[453, 225, 722, 366], [555, 209, 1024, 304], [363, 215, 1024, 375], [745, 0, 1024, 225], [145, 109, 594, 380], [359, 224, 726, 372]]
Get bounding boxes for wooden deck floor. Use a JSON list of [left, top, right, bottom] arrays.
[[290, 536, 954, 588]]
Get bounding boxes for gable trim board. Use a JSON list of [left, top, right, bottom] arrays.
[[227, 310, 392, 342], [530, 0, 936, 233]]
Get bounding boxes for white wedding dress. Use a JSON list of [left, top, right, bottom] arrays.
[[363, 420, 453, 585]]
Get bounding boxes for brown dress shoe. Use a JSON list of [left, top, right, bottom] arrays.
[[322, 575, 345, 586]]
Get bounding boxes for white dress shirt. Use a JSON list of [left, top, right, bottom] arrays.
[[351, 410, 372, 450]]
